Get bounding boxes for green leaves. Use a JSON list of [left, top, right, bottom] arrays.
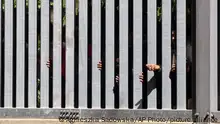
[[157, 7, 162, 22], [1, 0, 183, 22]]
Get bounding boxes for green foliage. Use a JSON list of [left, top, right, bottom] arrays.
[[1, 0, 184, 22]]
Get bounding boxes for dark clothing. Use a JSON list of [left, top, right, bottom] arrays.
[[169, 62, 192, 99], [154, 48, 192, 109], [153, 63, 192, 109], [170, 61, 192, 99], [169, 49, 192, 99]]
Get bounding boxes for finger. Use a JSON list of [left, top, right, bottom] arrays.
[[171, 67, 175, 70], [46, 63, 50, 67], [139, 74, 143, 78], [139, 76, 143, 80], [98, 66, 102, 69], [148, 64, 153, 67], [152, 66, 155, 71], [97, 63, 102, 68], [155, 65, 160, 70], [154, 65, 159, 70], [139, 74, 143, 77], [146, 64, 151, 68]]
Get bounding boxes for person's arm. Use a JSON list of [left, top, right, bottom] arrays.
[[169, 68, 176, 80], [138, 64, 161, 83], [146, 64, 161, 72], [153, 64, 162, 77], [169, 53, 176, 80]]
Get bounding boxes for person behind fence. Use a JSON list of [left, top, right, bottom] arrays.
[[97, 58, 120, 93], [97, 32, 133, 93], [98, 31, 192, 109], [46, 43, 92, 79], [145, 31, 192, 109]]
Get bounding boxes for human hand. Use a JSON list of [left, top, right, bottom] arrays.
[[46, 59, 51, 68], [115, 75, 119, 83], [97, 61, 102, 70], [146, 64, 160, 71], [139, 72, 144, 83]]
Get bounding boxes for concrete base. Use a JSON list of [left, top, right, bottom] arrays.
[[0, 119, 196, 124]]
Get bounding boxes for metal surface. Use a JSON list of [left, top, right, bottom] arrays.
[[16, 0, 25, 107], [147, 0, 157, 109], [78, 0, 88, 108], [195, 0, 218, 118], [28, 0, 37, 108], [4, 0, 13, 108], [162, 0, 172, 109], [53, 0, 62, 108], [0, 108, 192, 119], [105, 0, 115, 109], [209, 0, 218, 113], [40, 0, 50, 108], [210, 112, 220, 121], [65, 0, 75, 108], [176, 0, 186, 109], [133, 0, 143, 109], [0, 0, 214, 121], [119, 0, 129, 108], [92, 0, 101, 108], [0, 0, 2, 108]]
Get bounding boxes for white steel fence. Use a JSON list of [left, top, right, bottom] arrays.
[[0, 0, 218, 123]]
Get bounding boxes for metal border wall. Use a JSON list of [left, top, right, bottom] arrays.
[[3, 0, 220, 123], [195, 0, 220, 122]]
